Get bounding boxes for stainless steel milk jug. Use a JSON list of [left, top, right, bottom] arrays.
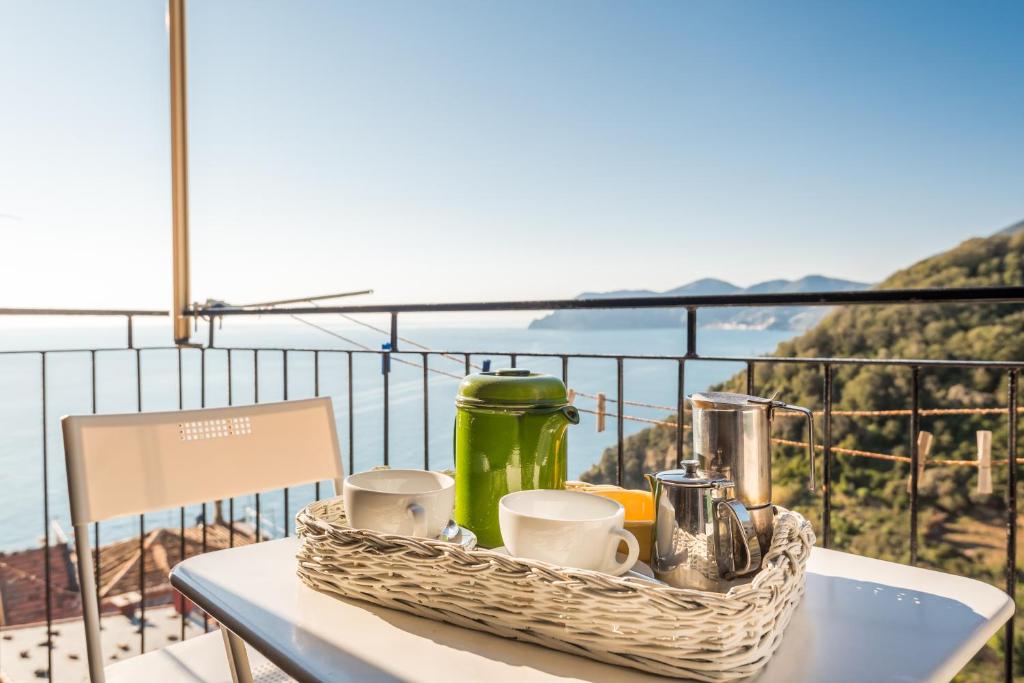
[[646, 462, 761, 590], [689, 392, 816, 563]]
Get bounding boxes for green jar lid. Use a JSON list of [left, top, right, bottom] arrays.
[[456, 369, 570, 409]]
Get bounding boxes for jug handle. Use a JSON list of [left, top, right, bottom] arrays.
[[715, 499, 762, 579], [777, 403, 816, 491]]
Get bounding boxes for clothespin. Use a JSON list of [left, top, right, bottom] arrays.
[[596, 393, 607, 433], [977, 430, 993, 495], [381, 342, 391, 375], [567, 388, 576, 404], [906, 431, 933, 493], [482, 359, 492, 372]]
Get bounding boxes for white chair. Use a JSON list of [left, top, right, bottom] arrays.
[[62, 397, 344, 683]]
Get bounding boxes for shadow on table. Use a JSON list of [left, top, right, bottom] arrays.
[[760, 573, 1004, 683], [361, 601, 676, 682]]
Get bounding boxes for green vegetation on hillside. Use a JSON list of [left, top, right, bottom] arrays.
[[580, 229, 1024, 681]]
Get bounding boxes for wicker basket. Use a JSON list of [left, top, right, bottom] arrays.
[[295, 498, 814, 681]]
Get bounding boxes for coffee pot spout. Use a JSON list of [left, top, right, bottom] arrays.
[[560, 405, 581, 425]]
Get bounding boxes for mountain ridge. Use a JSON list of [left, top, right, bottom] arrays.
[[529, 275, 869, 331]]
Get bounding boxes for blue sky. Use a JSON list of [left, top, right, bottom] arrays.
[[1, 1, 1022, 309]]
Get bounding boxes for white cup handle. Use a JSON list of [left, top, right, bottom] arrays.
[[407, 503, 427, 537], [606, 528, 640, 576]]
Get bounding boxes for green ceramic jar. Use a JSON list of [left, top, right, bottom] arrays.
[[454, 369, 580, 548]]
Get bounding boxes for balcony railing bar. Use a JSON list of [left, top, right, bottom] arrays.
[[228, 349, 237, 546], [201, 347, 209, 633], [1007, 370, 1019, 682], [383, 347, 390, 467], [910, 367, 921, 566], [40, 353, 52, 678], [283, 351, 290, 538], [254, 350, 261, 544], [675, 360, 685, 465], [616, 358, 625, 487], [6, 344, 1024, 371], [135, 349, 148, 650], [347, 351, 355, 475], [195, 284, 1024, 316], [822, 364, 834, 549], [314, 350, 322, 501], [89, 351, 101, 634], [422, 352, 430, 471], [0, 308, 165, 316]]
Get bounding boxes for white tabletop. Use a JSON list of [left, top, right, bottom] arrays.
[[170, 538, 1013, 683]]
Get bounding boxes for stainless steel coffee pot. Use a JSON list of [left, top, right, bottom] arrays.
[[646, 462, 761, 590], [689, 392, 815, 559]]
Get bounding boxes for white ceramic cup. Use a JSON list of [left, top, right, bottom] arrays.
[[498, 489, 640, 576], [343, 469, 455, 538]]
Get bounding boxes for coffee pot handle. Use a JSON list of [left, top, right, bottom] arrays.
[[714, 499, 762, 579], [777, 403, 816, 491]]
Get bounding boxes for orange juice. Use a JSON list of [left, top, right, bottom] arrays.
[[589, 489, 654, 563]]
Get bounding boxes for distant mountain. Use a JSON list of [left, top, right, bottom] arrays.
[[996, 218, 1024, 237], [528, 275, 870, 332]]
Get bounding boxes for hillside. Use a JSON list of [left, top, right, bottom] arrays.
[[579, 229, 1024, 681], [528, 275, 868, 331]]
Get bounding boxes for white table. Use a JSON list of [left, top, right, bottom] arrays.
[[170, 538, 1013, 683]]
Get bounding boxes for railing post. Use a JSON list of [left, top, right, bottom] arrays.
[[389, 312, 398, 352], [90, 351, 101, 631], [382, 344, 390, 466], [254, 350, 261, 542], [283, 351, 289, 536], [227, 349, 237, 542], [40, 353, 53, 680], [823, 363, 833, 549], [136, 349, 147, 648], [313, 350, 320, 501], [746, 361, 755, 396], [909, 366, 920, 566], [422, 352, 430, 470], [676, 359, 685, 465], [616, 357, 625, 486], [1006, 370, 1019, 683], [685, 307, 698, 358], [347, 352, 355, 475]]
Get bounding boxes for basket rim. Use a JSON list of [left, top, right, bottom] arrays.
[[295, 498, 812, 601]]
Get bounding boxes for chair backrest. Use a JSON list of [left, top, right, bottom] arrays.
[[62, 397, 344, 525], [61, 397, 344, 682]]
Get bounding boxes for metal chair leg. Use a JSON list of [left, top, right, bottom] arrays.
[[220, 628, 255, 683]]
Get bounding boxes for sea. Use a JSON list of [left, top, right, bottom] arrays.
[[0, 319, 794, 552]]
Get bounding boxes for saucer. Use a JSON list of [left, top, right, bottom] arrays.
[[437, 520, 477, 550], [487, 546, 660, 583]]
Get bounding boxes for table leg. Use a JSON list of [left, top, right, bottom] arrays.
[[221, 628, 255, 683]]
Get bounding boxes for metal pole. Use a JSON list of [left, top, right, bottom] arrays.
[[169, 0, 191, 344], [1005, 370, 1018, 683], [909, 366, 920, 565], [822, 363, 833, 549]]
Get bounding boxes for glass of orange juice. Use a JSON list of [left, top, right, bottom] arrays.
[[587, 489, 654, 563]]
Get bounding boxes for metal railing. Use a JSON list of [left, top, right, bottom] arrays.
[[3, 285, 1024, 681]]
